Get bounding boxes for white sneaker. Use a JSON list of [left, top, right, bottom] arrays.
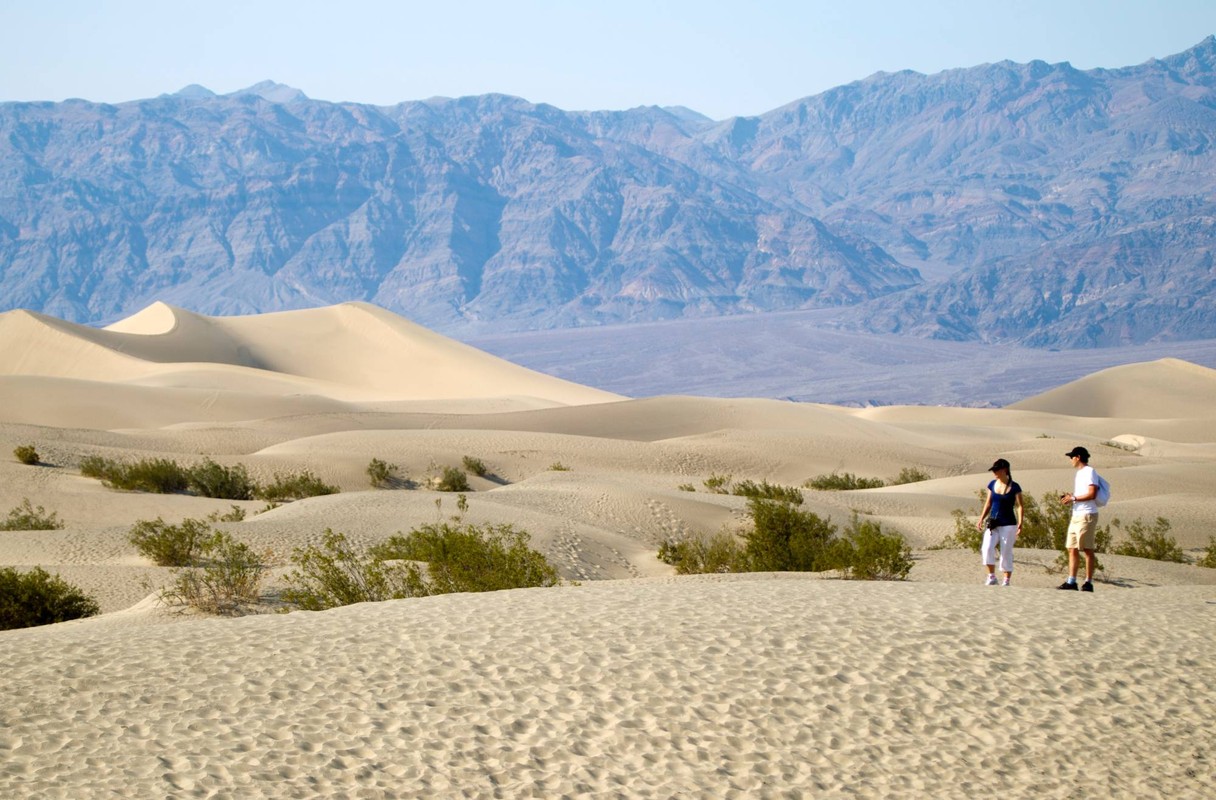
[[1001, 578, 1011, 586], [986, 575, 998, 585]]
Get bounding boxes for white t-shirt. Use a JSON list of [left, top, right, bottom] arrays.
[[1073, 465, 1098, 514]]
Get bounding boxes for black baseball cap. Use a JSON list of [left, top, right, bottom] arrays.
[[989, 458, 1010, 472], [1065, 446, 1090, 460]]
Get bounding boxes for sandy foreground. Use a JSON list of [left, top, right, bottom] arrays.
[[2, 302, 1216, 798]]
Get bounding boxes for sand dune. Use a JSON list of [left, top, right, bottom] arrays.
[[0, 302, 620, 427], [1009, 357, 1216, 419], [2, 303, 1216, 798]]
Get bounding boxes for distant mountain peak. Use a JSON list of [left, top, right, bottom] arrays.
[[170, 84, 216, 99], [228, 80, 308, 103]]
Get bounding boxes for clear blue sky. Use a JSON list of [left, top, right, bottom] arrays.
[[2, 0, 1214, 120]]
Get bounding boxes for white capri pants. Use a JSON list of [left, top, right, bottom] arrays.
[[982, 525, 1017, 573]]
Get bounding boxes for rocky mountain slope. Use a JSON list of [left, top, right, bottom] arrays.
[[2, 39, 1215, 346]]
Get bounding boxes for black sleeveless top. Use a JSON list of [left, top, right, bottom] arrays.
[[988, 480, 1022, 526]]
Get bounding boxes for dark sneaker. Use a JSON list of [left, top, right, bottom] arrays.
[[1081, 582, 1094, 592], [1057, 581, 1079, 590]]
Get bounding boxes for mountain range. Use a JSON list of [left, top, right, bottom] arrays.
[[2, 40, 1216, 347]]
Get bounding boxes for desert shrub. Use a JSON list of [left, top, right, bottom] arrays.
[[367, 458, 399, 488], [658, 501, 913, 581], [14, 444, 39, 465], [255, 470, 339, 502], [128, 516, 212, 567], [79, 454, 110, 478], [703, 473, 731, 494], [87, 457, 189, 493], [1198, 537, 1216, 569], [744, 498, 838, 572], [282, 530, 419, 611], [805, 472, 885, 491], [461, 455, 488, 477], [677, 483, 696, 492], [0, 498, 64, 531], [1012, 493, 1057, 550], [830, 515, 914, 581], [207, 505, 247, 523], [658, 532, 748, 574], [731, 479, 804, 505], [121, 458, 190, 493], [1110, 517, 1189, 563], [372, 522, 560, 594], [160, 532, 268, 615], [891, 467, 931, 485], [548, 462, 570, 472], [436, 466, 471, 492], [0, 567, 100, 630], [941, 508, 985, 552], [186, 459, 256, 500]]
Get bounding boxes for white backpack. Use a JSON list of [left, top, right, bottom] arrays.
[[1094, 472, 1111, 508]]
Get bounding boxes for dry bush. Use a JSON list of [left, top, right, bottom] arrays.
[[160, 533, 269, 615], [13, 444, 39, 465], [283, 530, 419, 611], [128, 517, 212, 566], [1, 499, 64, 531], [255, 470, 339, 502], [804, 472, 885, 491]]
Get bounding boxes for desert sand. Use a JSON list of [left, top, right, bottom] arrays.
[[2, 302, 1215, 798]]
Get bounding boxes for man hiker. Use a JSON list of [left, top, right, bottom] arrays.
[[1058, 446, 1098, 592]]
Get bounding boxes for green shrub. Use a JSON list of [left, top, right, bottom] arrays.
[[367, 458, 399, 488], [830, 515, 914, 580], [0, 567, 100, 630], [13, 444, 39, 465], [159, 532, 268, 614], [804, 472, 885, 491], [119, 458, 190, 493], [0, 498, 64, 531], [1110, 517, 1189, 563], [548, 462, 570, 472], [128, 516, 212, 567], [283, 530, 419, 611], [372, 522, 560, 595], [255, 470, 339, 502], [207, 505, 247, 523], [436, 466, 471, 492], [940, 508, 985, 552], [1198, 537, 1216, 569], [703, 473, 731, 494], [461, 456, 488, 477], [658, 532, 748, 574], [1012, 493, 1058, 550], [677, 483, 696, 492], [744, 498, 838, 572], [85, 456, 190, 493], [186, 459, 256, 500], [79, 454, 109, 478], [657, 500, 913, 581], [891, 467, 931, 485], [731, 479, 803, 505]]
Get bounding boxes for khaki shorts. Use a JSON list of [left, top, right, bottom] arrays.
[[1066, 513, 1099, 550]]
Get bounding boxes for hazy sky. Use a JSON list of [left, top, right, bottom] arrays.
[[2, 1, 1214, 119]]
